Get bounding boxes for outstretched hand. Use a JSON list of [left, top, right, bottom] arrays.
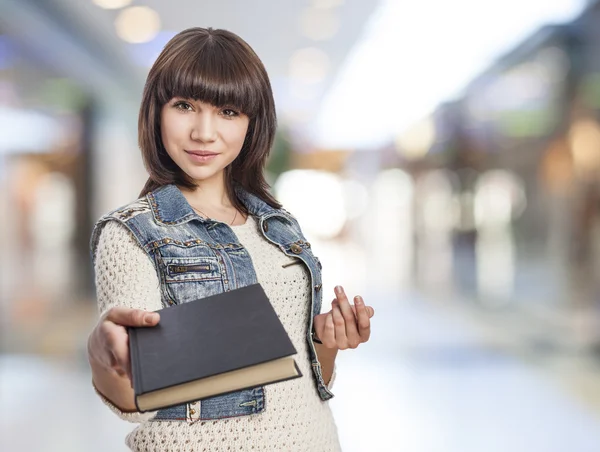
[[313, 286, 374, 350], [88, 307, 160, 384]]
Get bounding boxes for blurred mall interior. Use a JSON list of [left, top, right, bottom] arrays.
[[3, 0, 600, 451]]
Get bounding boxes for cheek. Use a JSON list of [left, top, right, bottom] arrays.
[[161, 113, 187, 149], [227, 121, 250, 149], [160, 111, 172, 147]]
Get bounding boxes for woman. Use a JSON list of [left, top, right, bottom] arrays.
[[87, 27, 374, 452]]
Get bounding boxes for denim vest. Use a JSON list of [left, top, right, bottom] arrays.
[[90, 183, 334, 423]]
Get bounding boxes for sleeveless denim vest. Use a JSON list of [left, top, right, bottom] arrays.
[[90, 184, 334, 423]]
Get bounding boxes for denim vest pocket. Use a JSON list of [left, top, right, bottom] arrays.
[[161, 256, 225, 304]]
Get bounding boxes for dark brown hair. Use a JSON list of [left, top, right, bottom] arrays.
[[138, 27, 281, 212]]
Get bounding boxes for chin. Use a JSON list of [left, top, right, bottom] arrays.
[[184, 167, 221, 182]]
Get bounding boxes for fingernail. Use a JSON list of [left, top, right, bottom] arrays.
[[355, 296, 363, 305], [145, 314, 156, 324], [335, 286, 342, 294]]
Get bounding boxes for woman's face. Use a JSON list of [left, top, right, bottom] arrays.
[[160, 98, 250, 184]]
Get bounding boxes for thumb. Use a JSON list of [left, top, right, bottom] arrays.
[[104, 307, 160, 327]]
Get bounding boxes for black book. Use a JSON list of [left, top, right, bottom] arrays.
[[128, 283, 302, 412]]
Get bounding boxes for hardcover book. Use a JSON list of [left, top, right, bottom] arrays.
[[128, 283, 301, 412]]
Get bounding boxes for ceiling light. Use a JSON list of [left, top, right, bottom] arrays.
[[115, 6, 161, 44], [92, 0, 132, 10]]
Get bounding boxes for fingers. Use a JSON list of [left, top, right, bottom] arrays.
[[110, 341, 132, 382], [350, 305, 375, 318], [90, 306, 159, 380], [322, 312, 336, 348], [331, 300, 348, 349], [312, 287, 374, 350], [354, 295, 371, 342], [104, 307, 160, 327], [98, 321, 132, 378], [88, 328, 113, 370], [334, 286, 359, 346]]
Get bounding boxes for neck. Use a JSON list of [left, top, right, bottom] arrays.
[[179, 172, 232, 209]]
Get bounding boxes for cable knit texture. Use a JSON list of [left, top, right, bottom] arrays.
[[93, 216, 341, 452]]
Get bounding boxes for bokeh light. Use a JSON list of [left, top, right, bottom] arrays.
[[289, 47, 330, 85], [114, 6, 161, 44], [92, 0, 132, 9], [274, 170, 346, 239], [299, 7, 340, 41], [395, 117, 437, 160]]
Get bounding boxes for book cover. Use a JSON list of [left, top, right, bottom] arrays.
[[128, 283, 301, 411]]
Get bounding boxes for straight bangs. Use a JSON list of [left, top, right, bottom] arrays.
[[155, 42, 262, 118]]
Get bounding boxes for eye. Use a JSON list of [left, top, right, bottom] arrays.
[[173, 101, 193, 112], [221, 108, 239, 118]]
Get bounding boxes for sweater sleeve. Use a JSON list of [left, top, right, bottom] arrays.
[[92, 220, 162, 423]]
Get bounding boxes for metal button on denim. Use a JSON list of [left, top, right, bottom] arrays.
[[290, 243, 302, 254]]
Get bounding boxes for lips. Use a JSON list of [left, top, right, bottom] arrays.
[[185, 150, 218, 156], [185, 150, 219, 164]]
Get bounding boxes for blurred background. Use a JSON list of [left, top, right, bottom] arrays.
[[2, 0, 600, 450]]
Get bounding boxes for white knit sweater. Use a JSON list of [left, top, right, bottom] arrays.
[[93, 215, 341, 452]]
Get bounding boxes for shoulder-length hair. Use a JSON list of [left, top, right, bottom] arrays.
[[138, 27, 281, 212]]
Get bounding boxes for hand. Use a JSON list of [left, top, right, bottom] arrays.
[[313, 286, 374, 350], [87, 307, 160, 384]]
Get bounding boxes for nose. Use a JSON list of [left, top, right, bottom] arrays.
[[190, 112, 217, 143]]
